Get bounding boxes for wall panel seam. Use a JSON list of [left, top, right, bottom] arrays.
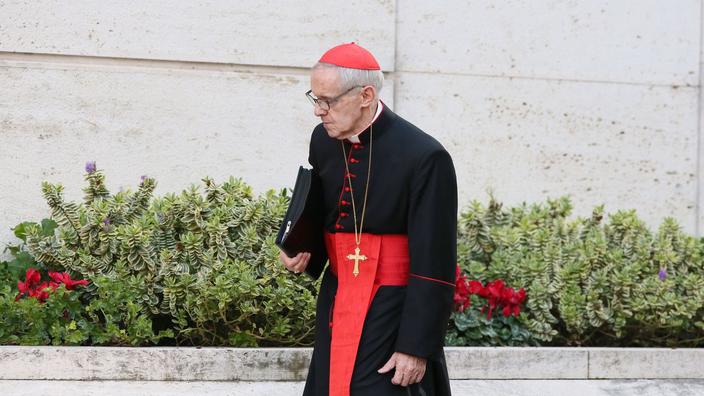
[[697, 0, 704, 236], [394, 69, 695, 89], [0, 52, 317, 75]]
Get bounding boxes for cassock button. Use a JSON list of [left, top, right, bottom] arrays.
[[346, 172, 356, 178], [353, 144, 362, 150], [344, 187, 350, 192], [341, 200, 349, 205], [340, 212, 349, 217], [350, 158, 359, 164], [335, 224, 343, 230]]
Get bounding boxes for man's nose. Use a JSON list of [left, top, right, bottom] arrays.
[[314, 106, 327, 117]]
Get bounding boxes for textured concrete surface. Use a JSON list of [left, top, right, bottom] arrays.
[[397, 0, 699, 85], [452, 380, 704, 396], [396, 71, 699, 232], [2, 347, 703, 381], [0, 1, 396, 70], [0, 380, 307, 395], [588, 348, 704, 379], [699, 11, 704, 233], [0, 347, 313, 381], [445, 347, 588, 379], [3, 380, 704, 396]]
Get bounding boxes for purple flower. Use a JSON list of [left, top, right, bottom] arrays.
[[140, 175, 148, 185], [658, 268, 667, 281], [102, 218, 111, 226], [85, 161, 97, 174]]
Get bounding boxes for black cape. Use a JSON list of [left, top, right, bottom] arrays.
[[303, 104, 457, 396]]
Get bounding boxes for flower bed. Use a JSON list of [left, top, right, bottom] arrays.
[[454, 196, 704, 347], [1, 164, 703, 347]]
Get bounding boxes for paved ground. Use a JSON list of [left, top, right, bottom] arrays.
[[3, 380, 704, 396]]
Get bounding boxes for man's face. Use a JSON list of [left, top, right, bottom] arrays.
[[310, 67, 363, 140]]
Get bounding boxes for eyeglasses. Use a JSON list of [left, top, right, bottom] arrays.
[[305, 86, 361, 111]]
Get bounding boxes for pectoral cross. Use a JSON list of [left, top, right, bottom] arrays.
[[346, 246, 367, 277]]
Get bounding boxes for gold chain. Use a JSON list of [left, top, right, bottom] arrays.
[[340, 119, 373, 246]]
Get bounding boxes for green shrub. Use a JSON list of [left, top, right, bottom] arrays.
[[18, 164, 318, 346], [446, 289, 536, 347], [83, 271, 173, 346], [446, 307, 536, 347], [458, 196, 704, 347], [4, 164, 704, 348], [0, 219, 56, 286], [0, 284, 88, 345]]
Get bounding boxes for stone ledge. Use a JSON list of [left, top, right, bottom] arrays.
[[587, 348, 704, 379], [445, 347, 588, 379], [4, 380, 704, 396], [0, 347, 702, 381]]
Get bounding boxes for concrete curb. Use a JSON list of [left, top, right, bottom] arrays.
[[1, 347, 702, 381]]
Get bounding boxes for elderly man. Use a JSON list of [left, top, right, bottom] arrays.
[[280, 43, 457, 396]]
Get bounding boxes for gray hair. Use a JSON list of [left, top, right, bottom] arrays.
[[314, 62, 384, 96]]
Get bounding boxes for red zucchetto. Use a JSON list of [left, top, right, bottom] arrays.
[[318, 42, 381, 70]]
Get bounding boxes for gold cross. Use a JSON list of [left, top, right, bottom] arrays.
[[346, 247, 367, 277]]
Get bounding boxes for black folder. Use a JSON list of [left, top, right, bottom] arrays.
[[275, 166, 327, 277]]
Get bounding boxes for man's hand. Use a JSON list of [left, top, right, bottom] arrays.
[[279, 251, 310, 274], [377, 352, 427, 387]]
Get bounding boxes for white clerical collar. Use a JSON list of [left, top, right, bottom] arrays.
[[348, 101, 383, 144]]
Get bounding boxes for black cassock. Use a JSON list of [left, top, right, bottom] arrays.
[[302, 104, 457, 396]]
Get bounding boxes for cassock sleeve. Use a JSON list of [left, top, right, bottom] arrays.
[[395, 148, 457, 359], [304, 129, 329, 280]]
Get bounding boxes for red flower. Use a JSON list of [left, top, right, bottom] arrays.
[[501, 287, 526, 317], [27, 268, 41, 285], [462, 276, 528, 320], [17, 268, 41, 293], [16, 268, 43, 301], [15, 268, 89, 303], [15, 282, 27, 301], [468, 280, 484, 295], [48, 271, 90, 290], [482, 280, 506, 319], [27, 281, 58, 303], [485, 279, 505, 300], [453, 265, 471, 312]]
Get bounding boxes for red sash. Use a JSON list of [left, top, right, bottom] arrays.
[[324, 232, 410, 396]]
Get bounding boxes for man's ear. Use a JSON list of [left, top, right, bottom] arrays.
[[360, 85, 376, 108]]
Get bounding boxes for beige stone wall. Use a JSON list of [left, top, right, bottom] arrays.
[[395, 0, 701, 230], [1, 1, 701, 252]]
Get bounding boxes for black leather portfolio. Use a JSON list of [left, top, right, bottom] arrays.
[[275, 167, 327, 277]]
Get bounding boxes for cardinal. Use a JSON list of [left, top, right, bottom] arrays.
[[280, 42, 457, 396]]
